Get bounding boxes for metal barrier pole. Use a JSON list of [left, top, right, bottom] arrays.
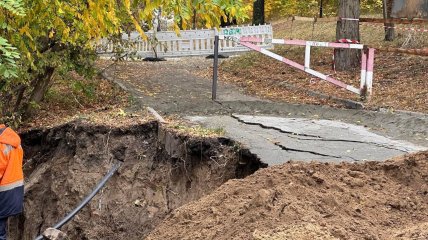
[[212, 29, 219, 100], [360, 48, 368, 98], [366, 48, 375, 97]]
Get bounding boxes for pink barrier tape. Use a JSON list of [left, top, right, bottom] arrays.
[[281, 54, 305, 71], [336, 39, 359, 44], [239, 41, 262, 52], [282, 39, 307, 46], [240, 36, 264, 43], [240, 37, 364, 49], [328, 42, 351, 48], [289, 16, 428, 24], [326, 76, 350, 89]]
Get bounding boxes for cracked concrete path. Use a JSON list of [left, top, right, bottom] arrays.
[[188, 115, 427, 165], [100, 58, 427, 164]]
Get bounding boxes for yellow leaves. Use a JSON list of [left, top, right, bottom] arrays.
[[124, 0, 131, 10], [62, 27, 70, 40], [221, 11, 228, 22], [174, 24, 181, 35], [133, 18, 147, 40], [182, 20, 188, 30], [26, 52, 32, 62], [230, 7, 236, 17], [203, 14, 213, 29], [106, 10, 118, 25], [49, 30, 55, 39], [19, 24, 33, 40]]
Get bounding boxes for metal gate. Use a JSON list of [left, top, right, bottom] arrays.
[[212, 34, 375, 99]]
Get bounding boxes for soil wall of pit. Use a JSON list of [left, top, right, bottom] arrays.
[[9, 121, 262, 239]]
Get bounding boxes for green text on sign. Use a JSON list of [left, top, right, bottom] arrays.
[[223, 28, 242, 36]]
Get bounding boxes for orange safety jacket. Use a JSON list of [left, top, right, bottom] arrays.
[[0, 124, 24, 219]]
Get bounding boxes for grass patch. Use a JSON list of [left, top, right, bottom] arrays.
[[168, 124, 225, 137], [23, 71, 133, 129]]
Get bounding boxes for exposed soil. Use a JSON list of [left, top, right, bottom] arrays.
[[9, 121, 262, 239], [13, 18, 427, 240], [147, 151, 428, 240]]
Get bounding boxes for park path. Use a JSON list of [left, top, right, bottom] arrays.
[[102, 57, 428, 165]]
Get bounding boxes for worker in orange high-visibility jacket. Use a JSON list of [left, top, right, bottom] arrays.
[[0, 124, 24, 240]]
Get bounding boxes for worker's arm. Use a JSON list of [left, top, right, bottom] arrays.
[[0, 145, 8, 181]]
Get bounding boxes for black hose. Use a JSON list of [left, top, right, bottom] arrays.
[[34, 162, 122, 240]]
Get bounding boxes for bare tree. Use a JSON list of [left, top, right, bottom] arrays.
[[383, 0, 395, 41]]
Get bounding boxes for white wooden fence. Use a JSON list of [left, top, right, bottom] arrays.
[[97, 24, 273, 58]]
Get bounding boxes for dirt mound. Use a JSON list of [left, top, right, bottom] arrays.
[[9, 120, 262, 239], [147, 151, 428, 240]]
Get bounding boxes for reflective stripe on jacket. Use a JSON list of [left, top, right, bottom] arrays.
[[0, 124, 24, 218]]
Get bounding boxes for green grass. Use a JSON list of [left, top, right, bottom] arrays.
[[169, 124, 225, 137]]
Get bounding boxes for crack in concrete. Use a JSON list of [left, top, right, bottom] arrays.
[[286, 136, 410, 153], [273, 142, 342, 159], [231, 114, 323, 138], [232, 114, 410, 153]]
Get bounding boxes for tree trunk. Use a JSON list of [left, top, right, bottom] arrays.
[[157, 7, 162, 32], [252, 0, 264, 25], [383, 0, 395, 41], [335, 0, 361, 71], [24, 67, 55, 116], [193, 9, 197, 29], [319, 0, 324, 18], [13, 85, 26, 112]]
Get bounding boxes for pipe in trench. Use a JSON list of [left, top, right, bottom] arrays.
[[34, 161, 122, 240]]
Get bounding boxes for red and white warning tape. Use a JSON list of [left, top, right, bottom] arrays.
[[336, 38, 360, 44], [361, 23, 428, 33], [332, 39, 360, 72], [240, 37, 364, 49]]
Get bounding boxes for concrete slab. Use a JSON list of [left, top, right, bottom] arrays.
[[187, 115, 427, 166]]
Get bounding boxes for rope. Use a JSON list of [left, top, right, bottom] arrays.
[[339, 17, 360, 21]]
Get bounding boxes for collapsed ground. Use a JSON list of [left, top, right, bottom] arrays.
[[15, 18, 428, 240], [12, 120, 428, 240], [147, 151, 428, 240], [12, 121, 262, 239]]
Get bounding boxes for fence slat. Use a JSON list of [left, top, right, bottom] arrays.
[[98, 25, 273, 58]]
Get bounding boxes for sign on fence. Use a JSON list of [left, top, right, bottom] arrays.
[[98, 25, 273, 58]]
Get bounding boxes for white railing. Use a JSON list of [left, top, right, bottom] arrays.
[[98, 24, 273, 58]]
